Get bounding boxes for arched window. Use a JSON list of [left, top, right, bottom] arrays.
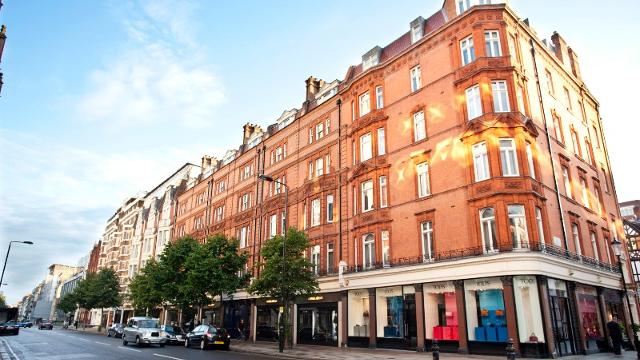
[[480, 208, 498, 252], [363, 234, 375, 269]]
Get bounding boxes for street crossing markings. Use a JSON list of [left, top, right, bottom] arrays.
[[93, 342, 110, 346], [117, 346, 141, 352], [153, 354, 185, 360]]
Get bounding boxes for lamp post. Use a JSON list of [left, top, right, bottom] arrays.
[[0, 241, 34, 290], [611, 238, 640, 358], [258, 174, 288, 353]]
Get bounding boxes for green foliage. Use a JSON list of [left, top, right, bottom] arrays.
[[248, 228, 319, 303], [128, 260, 164, 312], [0, 293, 6, 309], [57, 292, 78, 314], [73, 268, 122, 311], [155, 236, 201, 310]]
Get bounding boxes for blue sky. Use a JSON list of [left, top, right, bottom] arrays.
[[0, 0, 638, 304]]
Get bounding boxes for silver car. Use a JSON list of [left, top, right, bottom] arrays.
[[122, 317, 167, 347]]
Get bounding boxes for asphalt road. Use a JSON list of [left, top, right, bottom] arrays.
[[0, 327, 275, 360]]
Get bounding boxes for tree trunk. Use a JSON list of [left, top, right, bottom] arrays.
[[218, 293, 224, 327]]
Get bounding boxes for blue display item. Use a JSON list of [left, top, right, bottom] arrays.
[[385, 296, 404, 338], [485, 326, 498, 342], [497, 326, 508, 342], [475, 327, 486, 341], [478, 289, 506, 327]]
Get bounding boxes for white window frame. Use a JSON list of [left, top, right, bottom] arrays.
[[361, 180, 374, 212], [311, 198, 321, 227], [315, 158, 324, 177], [456, 0, 471, 14], [309, 128, 314, 144], [326, 243, 334, 273], [491, 80, 510, 113], [375, 86, 384, 109], [499, 138, 519, 177], [460, 35, 475, 66], [413, 111, 426, 142], [315, 122, 324, 140], [377, 127, 386, 155], [308, 162, 313, 180], [508, 204, 529, 248], [363, 234, 375, 269], [410, 65, 421, 92], [484, 30, 502, 57], [360, 132, 372, 161], [562, 166, 572, 199], [311, 245, 320, 275], [580, 178, 590, 209], [526, 142, 536, 179], [239, 226, 248, 248], [327, 195, 334, 223], [572, 224, 582, 255], [472, 141, 490, 182], [381, 230, 390, 267], [590, 231, 599, 261], [270, 214, 277, 237], [417, 162, 431, 198], [535, 207, 545, 243], [421, 221, 434, 262], [379, 176, 388, 208], [359, 91, 371, 117], [480, 207, 498, 253], [466, 85, 482, 120]]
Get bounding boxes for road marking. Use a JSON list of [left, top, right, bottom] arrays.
[[93, 341, 110, 346], [20, 342, 49, 345], [76, 338, 91, 342], [1, 339, 19, 360], [117, 346, 141, 352], [153, 354, 185, 360]]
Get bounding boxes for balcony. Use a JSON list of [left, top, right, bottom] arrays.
[[343, 240, 619, 275], [454, 56, 512, 84]]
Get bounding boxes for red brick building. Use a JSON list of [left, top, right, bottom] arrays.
[[87, 240, 101, 274], [173, 1, 634, 357]]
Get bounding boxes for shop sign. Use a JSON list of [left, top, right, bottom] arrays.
[[515, 276, 537, 289], [426, 281, 455, 293], [464, 277, 502, 291], [308, 296, 324, 301], [377, 286, 402, 297], [266, 299, 278, 304], [575, 285, 597, 296]]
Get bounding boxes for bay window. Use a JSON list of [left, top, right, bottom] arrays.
[[499, 138, 519, 176], [491, 80, 510, 112], [472, 141, 490, 181], [359, 91, 371, 117], [460, 36, 475, 66], [379, 176, 388, 208], [484, 31, 501, 57], [361, 180, 374, 212], [311, 198, 321, 227], [480, 208, 498, 252], [466, 85, 482, 120], [363, 234, 375, 269], [360, 132, 372, 161], [508, 204, 529, 248]]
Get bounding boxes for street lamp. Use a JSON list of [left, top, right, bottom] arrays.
[[611, 238, 640, 358], [258, 174, 288, 353], [0, 241, 35, 290]]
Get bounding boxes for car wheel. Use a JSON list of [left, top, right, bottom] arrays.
[[160, 344, 165, 348], [224, 344, 230, 351], [135, 336, 141, 347], [184, 339, 190, 348], [122, 339, 128, 346], [200, 339, 206, 350]]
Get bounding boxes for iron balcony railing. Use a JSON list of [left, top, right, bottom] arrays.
[[338, 240, 620, 276]]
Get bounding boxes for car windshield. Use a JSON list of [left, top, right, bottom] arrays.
[[137, 320, 159, 328], [163, 325, 174, 333]]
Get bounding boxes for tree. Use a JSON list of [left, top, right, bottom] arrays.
[[248, 228, 319, 349], [57, 292, 78, 318], [73, 269, 121, 331], [0, 292, 6, 309], [128, 260, 164, 315], [184, 234, 249, 325]]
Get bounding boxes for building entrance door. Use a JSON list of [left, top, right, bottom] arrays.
[[550, 296, 576, 356], [403, 293, 417, 350]]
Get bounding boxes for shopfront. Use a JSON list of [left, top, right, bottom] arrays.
[[423, 281, 459, 352], [575, 285, 605, 353], [465, 277, 508, 354], [296, 293, 339, 346], [347, 289, 370, 348], [513, 276, 547, 357], [548, 278, 577, 356], [256, 301, 280, 342], [375, 285, 417, 349], [223, 300, 251, 339], [602, 288, 630, 346]]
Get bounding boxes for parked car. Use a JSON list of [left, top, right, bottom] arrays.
[[38, 321, 53, 330], [160, 324, 184, 345], [184, 324, 230, 350], [107, 323, 124, 338], [122, 317, 167, 347], [24, 322, 33, 328], [0, 323, 19, 335]]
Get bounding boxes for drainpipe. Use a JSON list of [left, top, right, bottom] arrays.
[[529, 38, 569, 250], [336, 98, 343, 261]]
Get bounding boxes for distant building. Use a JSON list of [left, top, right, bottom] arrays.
[[620, 200, 640, 220], [57, 270, 85, 322], [31, 264, 79, 321]]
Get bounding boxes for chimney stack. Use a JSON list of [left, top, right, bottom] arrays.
[[305, 76, 324, 102], [567, 47, 582, 80], [550, 31, 569, 67]]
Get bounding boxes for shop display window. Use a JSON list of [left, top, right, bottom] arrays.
[[424, 281, 458, 340], [513, 276, 545, 343], [465, 278, 508, 342], [297, 303, 338, 346], [576, 285, 603, 351], [376, 286, 405, 338], [348, 290, 370, 337], [256, 305, 279, 341]]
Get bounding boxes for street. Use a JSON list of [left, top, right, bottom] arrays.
[[0, 327, 275, 360]]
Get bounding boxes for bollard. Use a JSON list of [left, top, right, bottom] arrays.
[[506, 338, 516, 360], [431, 339, 440, 360]]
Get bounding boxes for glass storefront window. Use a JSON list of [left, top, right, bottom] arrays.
[[376, 286, 405, 338], [465, 278, 508, 342], [256, 305, 279, 341], [424, 281, 458, 340], [297, 303, 338, 346], [348, 290, 370, 337], [575, 285, 603, 351], [513, 276, 545, 343]]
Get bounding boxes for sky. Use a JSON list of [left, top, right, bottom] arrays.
[[0, 0, 638, 305]]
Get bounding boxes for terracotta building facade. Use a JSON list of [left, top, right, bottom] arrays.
[[172, 0, 634, 357]]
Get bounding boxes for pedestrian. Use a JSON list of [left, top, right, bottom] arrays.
[[238, 319, 246, 341], [74, 320, 78, 330], [607, 315, 623, 355]]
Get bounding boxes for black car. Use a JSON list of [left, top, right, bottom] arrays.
[[184, 324, 230, 350], [107, 323, 124, 338], [0, 323, 19, 335], [38, 321, 53, 330]]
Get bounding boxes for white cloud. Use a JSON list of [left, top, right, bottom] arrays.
[[76, 0, 224, 130]]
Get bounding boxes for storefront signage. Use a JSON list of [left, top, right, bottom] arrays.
[[464, 277, 502, 291], [308, 296, 324, 301], [515, 276, 536, 288], [378, 286, 402, 297], [426, 281, 455, 293], [266, 299, 278, 304]]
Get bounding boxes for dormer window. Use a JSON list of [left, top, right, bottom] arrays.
[[410, 17, 424, 44], [457, 0, 471, 14], [362, 46, 382, 71]]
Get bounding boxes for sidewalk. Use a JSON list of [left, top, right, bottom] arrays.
[[229, 340, 637, 360]]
